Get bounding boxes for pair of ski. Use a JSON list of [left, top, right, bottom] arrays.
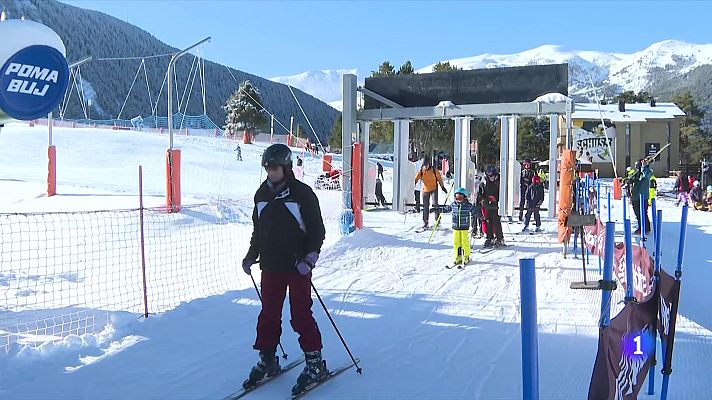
[[518, 229, 545, 235], [224, 356, 359, 400], [445, 260, 469, 269]]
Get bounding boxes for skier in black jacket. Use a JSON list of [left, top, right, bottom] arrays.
[[241, 143, 328, 395], [519, 159, 535, 221], [482, 166, 505, 247]]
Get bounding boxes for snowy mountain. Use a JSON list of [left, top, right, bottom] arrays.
[[278, 40, 712, 106], [270, 69, 359, 110]]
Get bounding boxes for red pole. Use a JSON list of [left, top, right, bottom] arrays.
[[139, 165, 149, 318], [352, 143, 363, 229]]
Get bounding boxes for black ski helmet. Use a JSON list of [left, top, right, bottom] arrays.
[[262, 143, 293, 169]]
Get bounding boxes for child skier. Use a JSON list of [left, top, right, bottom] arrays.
[[470, 174, 484, 238], [518, 159, 535, 221], [522, 175, 545, 232], [482, 166, 505, 248], [690, 181, 708, 211], [451, 187, 478, 265]]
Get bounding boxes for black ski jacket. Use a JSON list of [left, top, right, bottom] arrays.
[[246, 176, 326, 273]]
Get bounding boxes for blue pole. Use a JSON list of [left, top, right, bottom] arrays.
[[600, 221, 615, 328], [573, 179, 579, 253], [651, 198, 658, 251], [597, 179, 601, 217], [519, 258, 539, 400], [622, 193, 627, 223], [676, 205, 688, 278], [607, 189, 611, 223], [624, 219, 635, 302], [647, 209, 663, 395], [585, 177, 590, 266], [640, 193, 646, 248], [584, 174, 589, 214], [655, 210, 662, 274], [661, 205, 688, 400]]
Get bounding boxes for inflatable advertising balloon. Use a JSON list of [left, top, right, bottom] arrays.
[[0, 19, 69, 122]]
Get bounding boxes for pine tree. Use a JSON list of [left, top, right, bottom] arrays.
[[329, 114, 342, 149], [398, 61, 414, 75], [517, 117, 549, 161], [432, 61, 461, 72], [673, 91, 711, 164], [614, 90, 653, 104], [222, 80, 267, 138], [372, 61, 396, 77]]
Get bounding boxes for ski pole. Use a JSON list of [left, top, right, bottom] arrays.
[[311, 282, 363, 374], [428, 182, 455, 243], [249, 272, 288, 359]]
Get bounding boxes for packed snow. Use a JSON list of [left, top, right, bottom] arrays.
[[0, 122, 711, 399]]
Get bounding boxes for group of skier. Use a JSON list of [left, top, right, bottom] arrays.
[[412, 156, 548, 266], [674, 171, 712, 211]]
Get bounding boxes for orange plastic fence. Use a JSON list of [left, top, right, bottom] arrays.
[[557, 149, 575, 244]]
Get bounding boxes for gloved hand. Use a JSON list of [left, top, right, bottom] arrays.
[[242, 257, 257, 275], [296, 251, 319, 275], [441, 185, 448, 194]]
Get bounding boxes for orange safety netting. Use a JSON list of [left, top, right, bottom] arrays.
[[557, 149, 575, 244]]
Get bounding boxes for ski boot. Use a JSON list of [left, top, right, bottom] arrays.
[[292, 351, 328, 396], [534, 226, 543, 233], [494, 239, 507, 248], [484, 239, 494, 248], [242, 351, 281, 389], [521, 226, 529, 233]]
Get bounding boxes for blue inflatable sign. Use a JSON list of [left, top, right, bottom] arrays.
[[0, 45, 69, 120]]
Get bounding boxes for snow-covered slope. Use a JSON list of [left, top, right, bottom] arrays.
[[1, 123, 711, 398], [279, 40, 712, 104]]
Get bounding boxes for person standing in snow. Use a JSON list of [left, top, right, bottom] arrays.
[[518, 159, 535, 222], [470, 174, 484, 238], [451, 187, 477, 264], [630, 158, 653, 234], [234, 143, 243, 161], [241, 143, 328, 395], [377, 162, 384, 181], [521, 175, 545, 233], [414, 157, 448, 229], [375, 178, 388, 208], [482, 166, 505, 247], [294, 156, 304, 181], [690, 181, 708, 211], [674, 171, 690, 206]]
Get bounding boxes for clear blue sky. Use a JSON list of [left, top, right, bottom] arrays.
[[61, 0, 712, 78]]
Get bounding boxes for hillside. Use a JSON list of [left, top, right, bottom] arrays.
[[0, 0, 338, 141]]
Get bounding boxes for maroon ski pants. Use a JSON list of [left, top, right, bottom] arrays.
[[254, 271, 323, 353]]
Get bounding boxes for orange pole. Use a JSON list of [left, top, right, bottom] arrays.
[[613, 178, 622, 200], [352, 143, 363, 229], [47, 145, 56, 196], [557, 149, 575, 244], [166, 149, 182, 213]]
